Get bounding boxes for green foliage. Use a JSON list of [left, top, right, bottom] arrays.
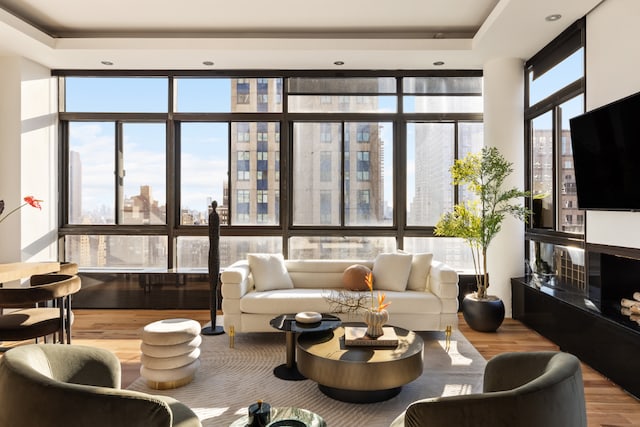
[[435, 147, 531, 298]]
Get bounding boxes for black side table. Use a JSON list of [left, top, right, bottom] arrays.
[[269, 313, 341, 381]]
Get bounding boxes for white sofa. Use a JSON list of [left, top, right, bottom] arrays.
[[220, 255, 459, 333]]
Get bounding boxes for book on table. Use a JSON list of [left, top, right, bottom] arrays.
[[344, 326, 399, 347]]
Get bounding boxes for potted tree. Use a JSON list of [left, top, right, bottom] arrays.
[[435, 146, 530, 332]]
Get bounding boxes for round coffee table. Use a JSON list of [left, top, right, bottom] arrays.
[[296, 324, 423, 403], [269, 313, 341, 381], [229, 406, 326, 427]]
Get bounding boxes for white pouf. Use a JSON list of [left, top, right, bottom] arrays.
[[142, 318, 202, 345], [140, 334, 202, 358], [140, 318, 202, 389], [141, 347, 201, 370], [140, 359, 201, 390]]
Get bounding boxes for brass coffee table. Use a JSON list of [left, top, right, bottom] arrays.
[[296, 324, 423, 403]]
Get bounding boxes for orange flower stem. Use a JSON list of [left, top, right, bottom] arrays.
[[0, 196, 43, 224], [0, 202, 27, 223]]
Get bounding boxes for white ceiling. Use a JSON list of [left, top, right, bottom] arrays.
[[0, 0, 603, 70]]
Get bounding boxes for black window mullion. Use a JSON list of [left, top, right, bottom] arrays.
[[115, 121, 124, 224], [168, 118, 178, 270], [395, 118, 405, 245], [552, 106, 560, 232], [454, 122, 460, 206], [340, 121, 346, 227]]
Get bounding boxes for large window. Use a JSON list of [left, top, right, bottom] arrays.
[[180, 122, 228, 225], [59, 72, 482, 270], [68, 122, 116, 224], [405, 121, 483, 227], [525, 18, 586, 284], [68, 121, 166, 226], [66, 77, 168, 113], [526, 19, 585, 235], [292, 121, 393, 227]]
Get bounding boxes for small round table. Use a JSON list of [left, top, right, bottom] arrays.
[[269, 313, 341, 381], [297, 324, 424, 403], [229, 406, 326, 427]]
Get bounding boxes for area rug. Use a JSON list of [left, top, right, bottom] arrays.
[[128, 329, 486, 426]]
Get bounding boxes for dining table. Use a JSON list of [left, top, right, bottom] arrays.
[[0, 262, 61, 284]]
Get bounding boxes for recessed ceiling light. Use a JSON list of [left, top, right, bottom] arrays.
[[203, 61, 214, 66], [545, 14, 562, 22], [334, 61, 345, 66], [433, 61, 445, 66], [100, 60, 114, 66]]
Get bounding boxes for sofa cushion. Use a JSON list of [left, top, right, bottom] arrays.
[[285, 260, 373, 289], [407, 252, 434, 291], [247, 253, 294, 292], [238, 288, 443, 315], [342, 264, 372, 291], [240, 289, 337, 313], [372, 252, 413, 292]]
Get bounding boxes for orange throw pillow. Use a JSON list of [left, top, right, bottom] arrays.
[[342, 264, 372, 291]]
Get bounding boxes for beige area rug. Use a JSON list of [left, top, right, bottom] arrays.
[[128, 328, 486, 426]]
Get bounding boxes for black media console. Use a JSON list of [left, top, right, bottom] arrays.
[[512, 248, 640, 399]]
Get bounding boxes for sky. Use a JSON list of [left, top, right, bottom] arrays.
[[67, 78, 232, 214]]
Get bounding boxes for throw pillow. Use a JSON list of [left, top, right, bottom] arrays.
[[372, 252, 413, 292], [342, 264, 372, 291], [247, 253, 294, 292], [406, 252, 434, 291]]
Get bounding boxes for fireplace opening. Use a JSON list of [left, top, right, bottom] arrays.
[[590, 252, 640, 330]]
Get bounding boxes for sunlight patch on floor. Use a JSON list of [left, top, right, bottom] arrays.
[[442, 383, 475, 396], [438, 340, 474, 366]]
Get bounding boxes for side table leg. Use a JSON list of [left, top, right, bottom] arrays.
[[285, 331, 295, 368], [273, 331, 306, 381]]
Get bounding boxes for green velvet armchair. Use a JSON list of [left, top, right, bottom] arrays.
[[0, 344, 202, 427], [391, 351, 587, 427]]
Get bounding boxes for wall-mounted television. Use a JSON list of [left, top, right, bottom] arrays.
[[569, 91, 640, 211]]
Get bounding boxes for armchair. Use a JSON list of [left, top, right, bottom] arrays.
[[391, 351, 587, 427], [0, 344, 202, 427]]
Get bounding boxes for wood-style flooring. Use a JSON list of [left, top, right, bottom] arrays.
[[5, 310, 640, 426]]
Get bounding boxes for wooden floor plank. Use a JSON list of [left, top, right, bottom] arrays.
[[3, 310, 639, 426]]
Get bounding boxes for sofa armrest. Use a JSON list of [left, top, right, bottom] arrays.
[[429, 260, 459, 299], [221, 260, 253, 299]]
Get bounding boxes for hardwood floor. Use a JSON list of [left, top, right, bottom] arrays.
[[5, 309, 640, 426]]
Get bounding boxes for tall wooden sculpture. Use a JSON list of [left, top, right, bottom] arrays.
[[202, 200, 224, 335]]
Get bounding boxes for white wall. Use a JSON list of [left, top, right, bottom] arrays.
[[0, 56, 57, 263], [483, 57, 525, 317], [0, 57, 22, 262], [584, 0, 640, 249]]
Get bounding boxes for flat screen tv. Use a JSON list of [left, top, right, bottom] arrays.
[[569, 91, 640, 211]]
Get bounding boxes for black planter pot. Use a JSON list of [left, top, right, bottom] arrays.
[[461, 294, 505, 332]]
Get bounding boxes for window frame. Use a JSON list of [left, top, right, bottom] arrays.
[[524, 18, 586, 252], [56, 70, 483, 270], [524, 18, 587, 281]]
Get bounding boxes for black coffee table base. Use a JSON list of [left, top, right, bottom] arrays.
[[274, 362, 306, 381], [318, 384, 401, 403], [270, 314, 341, 382]]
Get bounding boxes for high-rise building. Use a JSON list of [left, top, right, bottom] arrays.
[[229, 78, 383, 228], [532, 129, 582, 233]]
